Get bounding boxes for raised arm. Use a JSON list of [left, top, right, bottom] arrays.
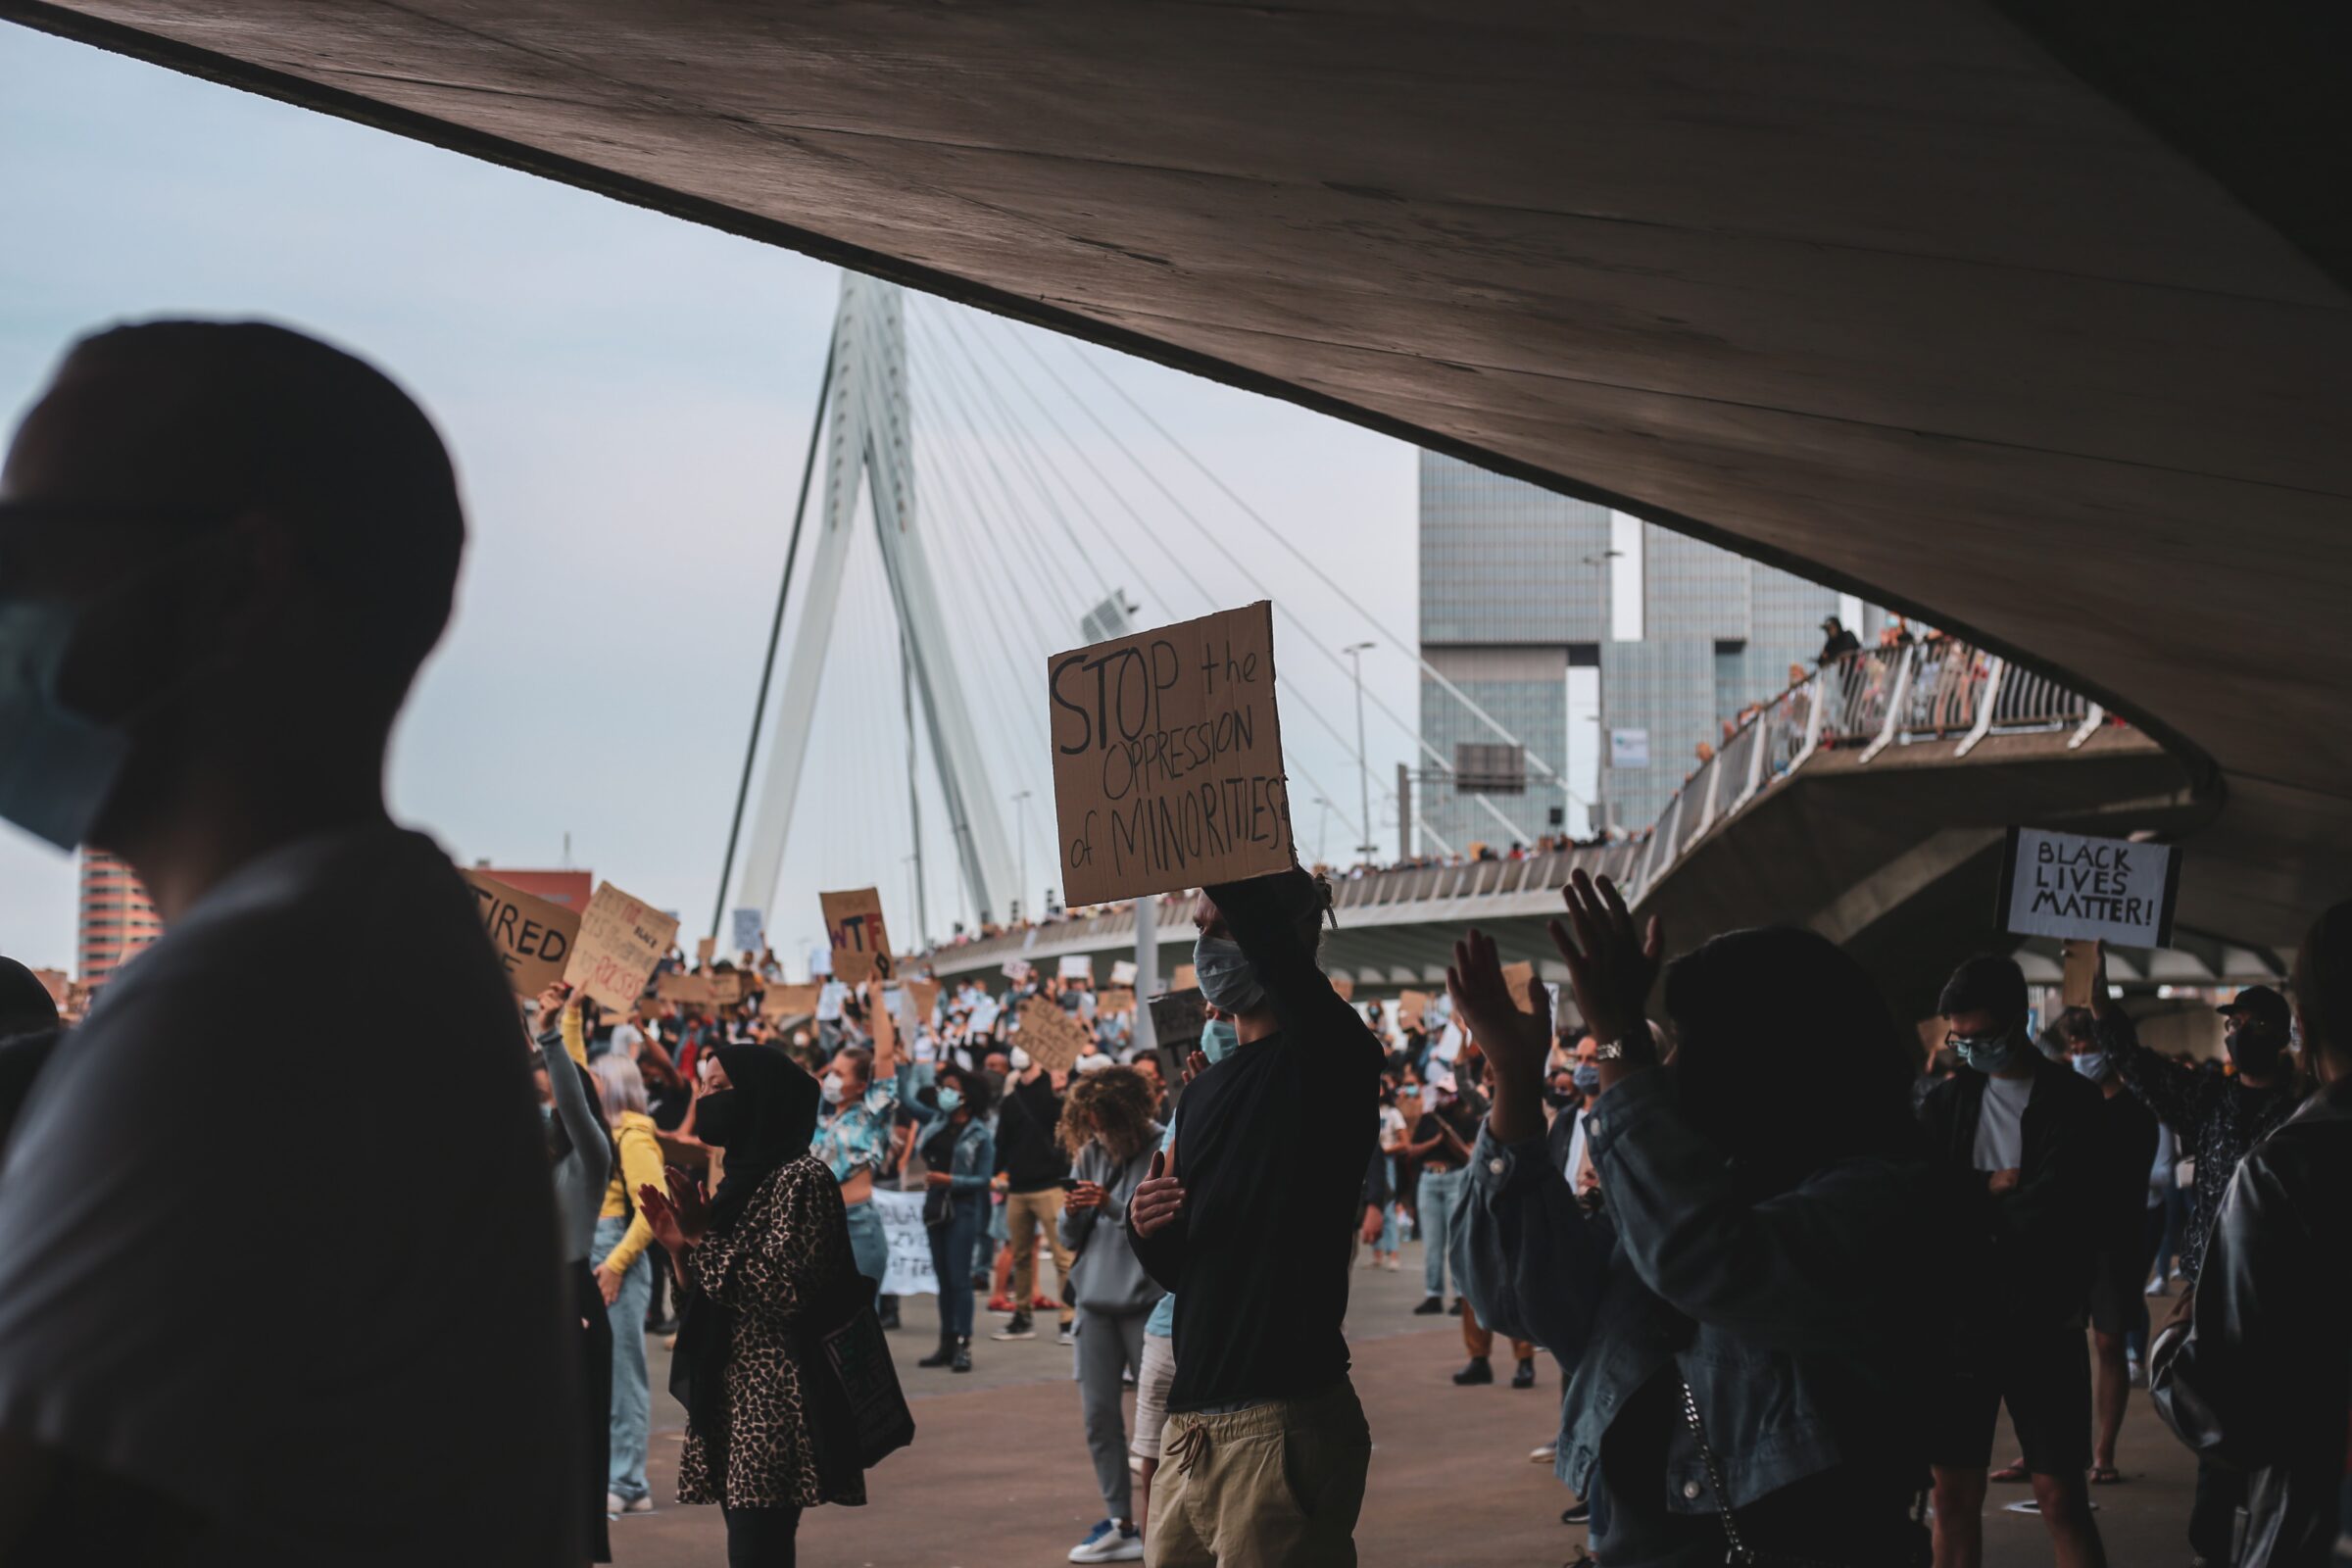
[[2089, 941, 2208, 1135], [1455, 1117, 1615, 1360], [540, 1022, 612, 1191]]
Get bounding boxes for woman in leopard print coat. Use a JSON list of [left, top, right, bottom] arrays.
[[643, 1046, 867, 1563]]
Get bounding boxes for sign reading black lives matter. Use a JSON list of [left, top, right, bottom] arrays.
[[1049, 601, 1295, 906], [1997, 826, 2181, 948]]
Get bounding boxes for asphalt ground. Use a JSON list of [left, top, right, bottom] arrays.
[[608, 1240, 2200, 1567]]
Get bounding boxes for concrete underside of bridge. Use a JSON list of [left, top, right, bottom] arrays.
[[12, 2, 2346, 947]]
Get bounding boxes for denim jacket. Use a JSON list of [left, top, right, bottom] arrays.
[[920, 1114, 996, 1195], [1456, 1068, 1931, 1517]]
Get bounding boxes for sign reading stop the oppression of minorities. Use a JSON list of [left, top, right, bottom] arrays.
[[1049, 601, 1296, 906], [819, 887, 895, 985], [1997, 826, 2181, 949], [563, 882, 681, 1011], [461, 869, 583, 998]]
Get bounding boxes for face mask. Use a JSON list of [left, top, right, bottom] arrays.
[[1953, 1027, 2025, 1076], [1572, 1063, 1601, 1094], [0, 597, 136, 851], [2227, 1026, 2282, 1075], [820, 1072, 845, 1105], [1008, 1046, 1032, 1071], [2071, 1051, 2112, 1084], [1194, 935, 1265, 1015], [935, 1086, 963, 1114], [1543, 1085, 1576, 1109], [1200, 1018, 1242, 1064], [694, 1089, 743, 1149]]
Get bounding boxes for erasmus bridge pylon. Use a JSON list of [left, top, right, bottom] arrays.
[[726, 274, 1018, 933]]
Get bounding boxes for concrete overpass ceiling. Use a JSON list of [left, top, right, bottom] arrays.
[[13, 1, 2346, 940]]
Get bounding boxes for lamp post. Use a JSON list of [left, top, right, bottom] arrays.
[[1009, 789, 1033, 922], [1343, 642, 1378, 861]]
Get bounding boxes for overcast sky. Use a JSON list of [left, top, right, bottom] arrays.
[[0, 24, 1426, 972]]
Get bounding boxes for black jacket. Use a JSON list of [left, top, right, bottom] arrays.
[[2153, 1076, 2352, 1568], [995, 1073, 1067, 1193], [1918, 1052, 2103, 1330]]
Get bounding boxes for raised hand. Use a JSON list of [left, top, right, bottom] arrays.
[[1130, 1148, 1186, 1238], [1445, 928, 1554, 1093], [662, 1163, 711, 1239], [1547, 870, 1663, 1060]]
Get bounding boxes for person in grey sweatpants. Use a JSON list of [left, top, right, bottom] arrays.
[[1057, 1067, 1168, 1564]]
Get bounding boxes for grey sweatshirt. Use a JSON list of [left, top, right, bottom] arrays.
[[541, 1033, 612, 1266]]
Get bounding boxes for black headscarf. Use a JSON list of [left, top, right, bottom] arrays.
[[672, 1045, 821, 1440]]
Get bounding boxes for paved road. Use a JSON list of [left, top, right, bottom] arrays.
[[609, 1242, 2199, 1567]]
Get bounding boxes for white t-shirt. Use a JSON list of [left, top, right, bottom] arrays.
[[1377, 1103, 1406, 1148], [1972, 1074, 2034, 1171], [0, 828, 576, 1565]]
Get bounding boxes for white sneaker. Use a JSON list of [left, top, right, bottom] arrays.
[[1068, 1518, 1145, 1562], [607, 1492, 652, 1516], [605, 1492, 624, 1517], [1383, 1255, 1399, 1272], [1529, 1442, 1556, 1463]]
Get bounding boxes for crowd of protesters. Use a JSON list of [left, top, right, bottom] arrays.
[[1, 320, 2348, 1568]]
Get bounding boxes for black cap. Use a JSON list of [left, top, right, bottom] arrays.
[[2218, 984, 2292, 1034], [1939, 954, 2028, 1025], [1820, 615, 1841, 629]]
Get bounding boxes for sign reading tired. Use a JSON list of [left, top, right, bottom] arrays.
[[819, 887, 894, 984], [1049, 601, 1295, 906], [1998, 827, 2180, 948], [461, 868, 581, 998], [563, 882, 680, 1011]]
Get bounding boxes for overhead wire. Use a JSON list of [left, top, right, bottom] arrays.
[[1054, 333, 1589, 808]]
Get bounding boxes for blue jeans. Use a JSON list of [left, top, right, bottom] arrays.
[[1418, 1165, 1469, 1298], [843, 1199, 888, 1306], [592, 1214, 653, 1504], [928, 1191, 985, 1338], [1378, 1200, 1400, 1254]]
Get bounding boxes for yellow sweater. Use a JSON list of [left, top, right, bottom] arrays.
[[599, 1110, 666, 1276]]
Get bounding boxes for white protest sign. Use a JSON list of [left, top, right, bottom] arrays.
[[1609, 728, 1651, 769], [1058, 954, 1094, 981], [730, 907, 762, 956], [870, 1189, 939, 1296], [1998, 827, 2180, 948], [1110, 959, 1137, 986]]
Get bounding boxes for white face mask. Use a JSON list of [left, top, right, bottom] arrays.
[[820, 1072, 845, 1105], [1009, 1046, 1033, 1071]]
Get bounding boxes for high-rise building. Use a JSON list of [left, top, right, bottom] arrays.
[[77, 848, 164, 987], [1418, 452, 1869, 848]]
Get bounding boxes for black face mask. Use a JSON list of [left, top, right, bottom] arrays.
[[2227, 1027, 2283, 1076], [694, 1089, 744, 1150], [1543, 1086, 1577, 1110]]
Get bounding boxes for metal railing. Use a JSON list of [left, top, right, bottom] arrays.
[[922, 642, 2103, 975], [1621, 639, 2103, 904]]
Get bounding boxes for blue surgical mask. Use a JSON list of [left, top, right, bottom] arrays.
[[0, 597, 133, 851], [1193, 935, 1264, 1015], [1954, 1027, 2025, 1076], [1200, 1017, 1241, 1064], [935, 1086, 963, 1114], [2071, 1051, 2112, 1084], [1572, 1063, 1601, 1094]]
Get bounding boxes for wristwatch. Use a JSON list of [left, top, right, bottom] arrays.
[[1592, 1038, 1624, 1060]]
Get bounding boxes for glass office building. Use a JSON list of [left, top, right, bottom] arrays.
[[1418, 452, 1869, 848]]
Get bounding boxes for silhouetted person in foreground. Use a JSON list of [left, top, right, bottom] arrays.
[[0, 957, 63, 1155], [0, 321, 575, 1564]]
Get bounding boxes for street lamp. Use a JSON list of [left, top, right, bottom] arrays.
[[1009, 789, 1033, 922], [1343, 642, 1378, 860]]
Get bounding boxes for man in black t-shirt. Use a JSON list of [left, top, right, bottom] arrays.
[[993, 1052, 1074, 1344], [1129, 868, 1381, 1568]]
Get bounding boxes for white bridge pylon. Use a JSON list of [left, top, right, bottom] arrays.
[[736, 275, 1019, 929]]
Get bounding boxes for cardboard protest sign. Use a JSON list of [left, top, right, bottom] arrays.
[[730, 907, 762, 956], [658, 970, 716, 1005], [1099, 985, 1135, 1015], [1058, 954, 1094, 981], [1499, 961, 1542, 1012], [710, 971, 747, 1004], [1001, 959, 1031, 981], [759, 982, 821, 1020], [563, 882, 680, 1011], [1398, 989, 1433, 1032], [461, 868, 582, 998], [1998, 827, 2180, 948], [820, 887, 895, 984], [1110, 958, 1137, 986], [1017, 997, 1093, 1072], [1148, 989, 1208, 1053], [1329, 974, 1354, 1003], [906, 978, 941, 1023], [1172, 962, 1198, 992], [1048, 601, 1295, 905], [696, 936, 716, 966]]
